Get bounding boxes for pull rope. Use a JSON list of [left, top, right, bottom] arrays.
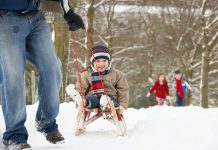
[[71, 32, 86, 108]]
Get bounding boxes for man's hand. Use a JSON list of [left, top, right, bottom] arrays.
[[64, 9, 85, 31]]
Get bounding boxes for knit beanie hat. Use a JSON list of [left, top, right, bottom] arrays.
[[90, 45, 111, 65]]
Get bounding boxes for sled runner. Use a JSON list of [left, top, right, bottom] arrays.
[[74, 100, 126, 136]]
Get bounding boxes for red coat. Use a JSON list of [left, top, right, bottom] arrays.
[[149, 80, 170, 99]]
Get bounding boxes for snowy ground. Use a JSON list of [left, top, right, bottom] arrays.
[[0, 102, 218, 150]]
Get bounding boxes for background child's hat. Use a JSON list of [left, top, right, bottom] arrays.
[[90, 45, 111, 64]]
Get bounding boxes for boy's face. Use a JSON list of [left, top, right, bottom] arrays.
[[93, 58, 109, 72], [175, 73, 182, 80]]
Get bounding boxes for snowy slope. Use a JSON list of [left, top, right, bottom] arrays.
[[0, 103, 218, 150]]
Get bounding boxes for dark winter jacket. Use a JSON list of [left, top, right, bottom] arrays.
[[0, 0, 40, 10], [40, 0, 62, 13], [149, 80, 170, 99], [0, 0, 62, 11]]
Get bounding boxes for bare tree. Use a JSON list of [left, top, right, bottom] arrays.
[[37, 0, 218, 108], [199, 0, 218, 108]]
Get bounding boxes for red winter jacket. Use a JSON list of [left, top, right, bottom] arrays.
[[149, 80, 170, 99]]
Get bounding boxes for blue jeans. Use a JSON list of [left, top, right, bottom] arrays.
[[175, 93, 186, 107], [0, 10, 62, 144], [86, 95, 120, 109]]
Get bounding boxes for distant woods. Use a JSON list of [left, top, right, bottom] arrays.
[[24, 0, 218, 108]]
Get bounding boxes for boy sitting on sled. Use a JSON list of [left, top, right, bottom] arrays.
[[68, 44, 129, 111]]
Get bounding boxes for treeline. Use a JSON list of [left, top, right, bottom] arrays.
[[24, 0, 218, 108]]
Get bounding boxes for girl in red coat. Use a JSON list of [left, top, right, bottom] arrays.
[[147, 74, 170, 106]]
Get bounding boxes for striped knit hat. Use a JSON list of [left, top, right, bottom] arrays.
[[90, 45, 111, 65]]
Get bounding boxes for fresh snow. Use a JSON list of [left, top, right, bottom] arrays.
[[0, 103, 218, 150]]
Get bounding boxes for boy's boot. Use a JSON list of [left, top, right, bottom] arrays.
[[66, 84, 83, 105], [100, 95, 111, 111]]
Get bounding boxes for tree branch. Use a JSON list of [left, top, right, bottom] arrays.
[[208, 31, 218, 50], [94, 0, 110, 9], [206, 16, 218, 29], [113, 46, 147, 57]]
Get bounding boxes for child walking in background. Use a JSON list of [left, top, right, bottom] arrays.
[[173, 70, 192, 107], [147, 74, 170, 106]]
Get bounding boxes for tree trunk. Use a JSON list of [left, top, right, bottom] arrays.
[[71, 0, 78, 8], [148, 55, 153, 78], [184, 69, 192, 106], [199, 0, 210, 108], [86, 0, 95, 67], [54, 14, 69, 103], [106, 0, 116, 48], [200, 50, 210, 108]]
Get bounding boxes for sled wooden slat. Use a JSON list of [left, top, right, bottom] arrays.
[[74, 101, 126, 136]]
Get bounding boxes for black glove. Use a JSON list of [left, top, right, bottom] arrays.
[[64, 9, 85, 31]]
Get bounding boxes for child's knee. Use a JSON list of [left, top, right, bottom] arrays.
[[86, 95, 100, 108], [100, 95, 110, 107]]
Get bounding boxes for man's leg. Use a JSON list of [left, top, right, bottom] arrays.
[[25, 11, 62, 134], [0, 11, 28, 144]]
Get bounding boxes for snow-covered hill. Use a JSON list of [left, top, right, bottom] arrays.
[[0, 103, 218, 150]]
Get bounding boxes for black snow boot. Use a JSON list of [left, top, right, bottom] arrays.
[[45, 131, 65, 144]]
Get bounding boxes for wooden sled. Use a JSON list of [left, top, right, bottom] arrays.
[[74, 100, 126, 136]]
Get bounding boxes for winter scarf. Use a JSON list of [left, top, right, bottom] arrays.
[[176, 77, 184, 98], [87, 65, 110, 95]]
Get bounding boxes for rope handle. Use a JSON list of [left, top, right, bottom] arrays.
[[71, 32, 86, 108]]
